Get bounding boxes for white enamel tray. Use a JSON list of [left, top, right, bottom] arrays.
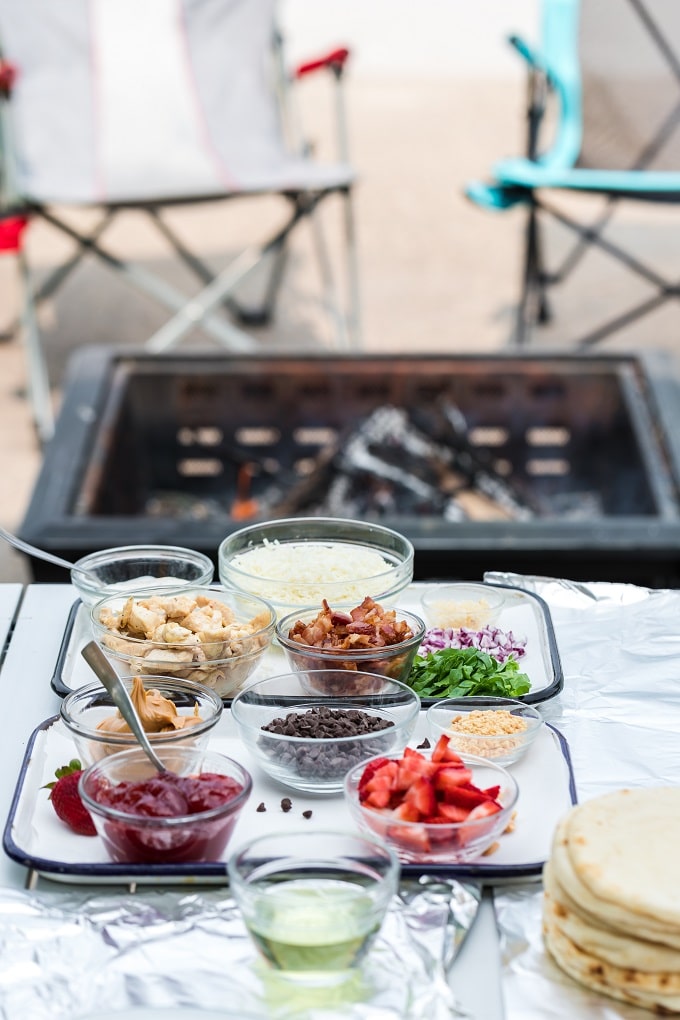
[[51, 582, 563, 705], [4, 709, 575, 886]]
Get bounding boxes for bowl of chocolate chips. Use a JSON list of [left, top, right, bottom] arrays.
[[230, 672, 421, 794]]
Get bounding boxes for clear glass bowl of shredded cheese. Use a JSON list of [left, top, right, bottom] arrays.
[[217, 517, 414, 617]]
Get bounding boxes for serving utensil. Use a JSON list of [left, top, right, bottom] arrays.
[[80, 641, 168, 773], [0, 525, 96, 580]]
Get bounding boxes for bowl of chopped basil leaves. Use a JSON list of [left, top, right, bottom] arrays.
[[404, 647, 531, 702]]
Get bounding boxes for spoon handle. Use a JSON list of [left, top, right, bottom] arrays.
[[81, 642, 167, 773], [0, 525, 90, 577]]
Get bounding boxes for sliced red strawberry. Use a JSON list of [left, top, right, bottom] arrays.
[[458, 799, 503, 846], [440, 784, 491, 809], [358, 757, 392, 793], [404, 776, 437, 817], [363, 772, 395, 796], [402, 747, 426, 761], [364, 787, 392, 809], [431, 734, 465, 765], [393, 764, 424, 790], [482, 785, 501, 800], [436, 802, 470, 823], [433, 767, 473, 793], [393, 802, 421, 823], [401, 756, 439, 779], [387, 823, 431, 855]]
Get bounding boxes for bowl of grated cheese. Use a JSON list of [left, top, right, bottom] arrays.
[[218, 518, 414, 618]]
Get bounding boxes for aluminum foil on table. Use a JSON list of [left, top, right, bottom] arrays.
[[485, 572, 680, 1020], [0, 878, 480, 1020]]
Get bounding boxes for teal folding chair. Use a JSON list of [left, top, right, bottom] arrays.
[[466, 0, 680, 347]]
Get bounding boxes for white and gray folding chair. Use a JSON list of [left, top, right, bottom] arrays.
[[0, 0, 360, 442]]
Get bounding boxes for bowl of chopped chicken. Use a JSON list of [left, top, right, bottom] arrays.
[[275, 598, 426, 693], [60, 675, 223, 766], [426, 696, 543, 766], [90, 587, 276, 698]]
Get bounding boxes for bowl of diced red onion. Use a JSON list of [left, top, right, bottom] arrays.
[[275, 598, 426, 692], [418, 583, 527, 662]]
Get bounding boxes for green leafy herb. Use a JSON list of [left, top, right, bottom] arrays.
[[406, 648, 531, 699]]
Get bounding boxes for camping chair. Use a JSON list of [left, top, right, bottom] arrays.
[[0, 0, 360, 442], [465, 0, 680, 348]]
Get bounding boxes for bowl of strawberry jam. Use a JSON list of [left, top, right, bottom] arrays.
[[79, 747, 252, 865]]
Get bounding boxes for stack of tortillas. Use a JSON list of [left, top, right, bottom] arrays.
[[543, 788, 680, 1014]]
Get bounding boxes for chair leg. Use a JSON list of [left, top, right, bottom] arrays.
[[515, 203, 551, 346], [342, 187, 362, 350], [307, 197, 349, 349], [16, 250, 54, 443]]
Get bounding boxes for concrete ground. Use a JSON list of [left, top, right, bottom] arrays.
[[2, 70, 680, 584]]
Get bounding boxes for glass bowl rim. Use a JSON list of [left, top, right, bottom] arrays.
[[89, 585, 277, 650], [344, 750, 519, 832], [218, 517, 414, 588], [275, 607, 426, 657], [79, 747, 252, 826], [426, 696, 543, 740], [231, 673, 421, 744], [60, 675, 223, 743]]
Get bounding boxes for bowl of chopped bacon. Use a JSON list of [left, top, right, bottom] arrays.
[[275, 597, 426, 694]]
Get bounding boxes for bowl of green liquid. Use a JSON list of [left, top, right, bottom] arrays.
[[227, 830, 400, 985]]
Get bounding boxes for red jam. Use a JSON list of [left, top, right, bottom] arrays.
[[91, 772, 247, 865], [95, 772, 243, 816]]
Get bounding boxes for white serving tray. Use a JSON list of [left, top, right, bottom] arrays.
[[52, 582, 563, 705], [3, 710, 575, 886]]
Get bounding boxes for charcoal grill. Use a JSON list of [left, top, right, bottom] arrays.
[[19, 346, 680, 586]]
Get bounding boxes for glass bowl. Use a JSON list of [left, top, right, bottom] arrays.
[[60, 675, 223, 767], [230, 672, 421, 794], [275, 605, 425, 688], [420, 583, 507, 630], [218, 517, 414, 617], [426, 696, 543, 766], [90, 585, 276, 698], [71, 545, 214, 607], [227, 830, 399, 984], [79, 746, 252, 865], [344, 750, 518, 863]]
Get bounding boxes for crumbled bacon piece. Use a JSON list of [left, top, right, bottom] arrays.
[[288, 596, 413, 651]]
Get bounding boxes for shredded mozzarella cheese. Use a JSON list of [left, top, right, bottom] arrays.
[[227, 540, 394, 605]]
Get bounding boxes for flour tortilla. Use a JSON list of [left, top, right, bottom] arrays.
[[543, 915, 680, 1014], [551, 814, 680, 950], [544, 860, 680, 974], [565, 788, 680, 930]]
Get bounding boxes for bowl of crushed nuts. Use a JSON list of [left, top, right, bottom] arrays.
[[425, 696, 543, 766], [275, 598, 426, 692], [230, 672, 421, 794], [90, 586, 276, 698]]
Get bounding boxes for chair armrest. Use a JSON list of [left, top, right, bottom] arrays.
[[294, 47, 350, 80], [508, 35, 554, 85], [287, 46, 353, 163]]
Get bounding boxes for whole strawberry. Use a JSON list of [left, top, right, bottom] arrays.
[[44, 759, 97, 836]]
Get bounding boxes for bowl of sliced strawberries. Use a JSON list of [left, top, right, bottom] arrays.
[[344, 734, 519, 863]]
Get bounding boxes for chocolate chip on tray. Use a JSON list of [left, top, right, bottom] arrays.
[[280, 797, 293, 813], [417, 737, 431, 749], [256, 802, 266, 813], [302, 810, 313, 819]]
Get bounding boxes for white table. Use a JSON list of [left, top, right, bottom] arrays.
[[1, 579, 679, 1020]]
